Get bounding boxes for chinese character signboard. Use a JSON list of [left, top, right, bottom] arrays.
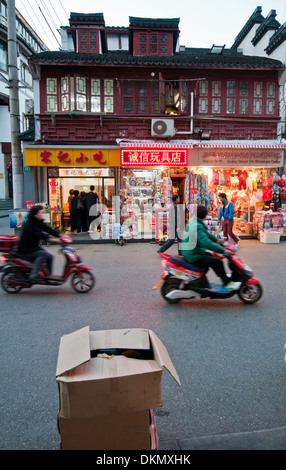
[[24, 148, 120, 167], [120, 148, 187, 166]]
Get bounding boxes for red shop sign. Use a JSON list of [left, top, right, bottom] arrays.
[[120, 148, 187, 166]]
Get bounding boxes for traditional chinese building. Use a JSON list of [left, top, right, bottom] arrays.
[[22, 10, 286, 239]]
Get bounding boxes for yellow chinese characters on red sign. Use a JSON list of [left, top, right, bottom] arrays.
[[120, 148, 187, 166], [24, 148, 120, 167]]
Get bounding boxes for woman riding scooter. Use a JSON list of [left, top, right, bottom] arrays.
[[182, 205, 241, 292], [17, 205, 60, 282]]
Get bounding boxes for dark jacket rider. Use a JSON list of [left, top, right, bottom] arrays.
[[17, 205, 60, 281]]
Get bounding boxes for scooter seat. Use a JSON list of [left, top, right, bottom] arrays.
[[170, 255, 208, 273]]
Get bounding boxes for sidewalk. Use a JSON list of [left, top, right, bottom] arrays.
[[159, 425, 286, 450]]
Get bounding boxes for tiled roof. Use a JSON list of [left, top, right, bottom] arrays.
[[106, 26, 129, 32], [232, 7, 264, 49], [129, 17, 180, 28], [251, 10, 280, 46], [29, 49, 283, 69], [265, 22, 286, 54], [69, 12, 105, 23]]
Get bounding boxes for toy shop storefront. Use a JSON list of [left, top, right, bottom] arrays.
[[119, 141, 286, 243]]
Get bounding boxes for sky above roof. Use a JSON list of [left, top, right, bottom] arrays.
[[15, 0, 286, 51]]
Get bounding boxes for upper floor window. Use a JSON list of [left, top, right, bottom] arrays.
[[134, 31, 172, 56], [0, 38, 7, 72], [198, 79, 277, 117], [20, 62, 33, 87], [77, 29, 99, 53], [266, 82, 276, 115], [45, 76, 114, 113], [122, 79, 189, 115]]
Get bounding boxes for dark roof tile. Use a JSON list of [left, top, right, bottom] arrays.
[[252, 10, 280, 46], [29, 49, 283, 69], [265, 22, 286, 54], [232, 7, 264, 49], [129, 17, 180, 28]]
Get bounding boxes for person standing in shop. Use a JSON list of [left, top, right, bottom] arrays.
[[84, 185, 99, 232], [218, 193, 239, 245], [158, 194, 182, 253]]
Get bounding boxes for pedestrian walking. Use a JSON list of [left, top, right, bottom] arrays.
[[218, 192, 239, 244], [158, 194, 182, 253]]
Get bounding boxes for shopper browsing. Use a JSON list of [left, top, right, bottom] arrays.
[[218, 193, 239, 245]]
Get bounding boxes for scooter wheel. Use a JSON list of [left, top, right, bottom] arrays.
[[161, 278, 181, 304], [71, 270, 95, 293], [238, 283, 263, 304], [1, 267, 22, 294]]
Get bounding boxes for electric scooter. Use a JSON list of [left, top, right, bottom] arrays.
[[0, 235, 95, 294], [153, 242, 262, 304]]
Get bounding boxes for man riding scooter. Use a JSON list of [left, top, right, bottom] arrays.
[[17, 205, 61, 282], [181, 205, 241, 292]]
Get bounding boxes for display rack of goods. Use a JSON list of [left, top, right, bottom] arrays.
[[162, 177, 172, 204], [253, 211, 285, 241], [155, 208, 169, 242], [205, 215, 221, 237]]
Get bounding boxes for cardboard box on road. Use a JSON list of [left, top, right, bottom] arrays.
[[56, 327, 180, 449], [57, 409, 158, 450]]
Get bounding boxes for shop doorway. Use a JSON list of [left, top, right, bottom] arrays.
[[48, 168, 115, 230]]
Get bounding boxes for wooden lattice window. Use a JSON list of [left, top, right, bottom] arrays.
[[61, 76, 70, 111], [150, 34, 157, 54], [226, 98, 236, 114], [91, 79, 101, 112], [266, 82, 275, 115], [78, 29, 98, 53], [160, 34, 168, 54], [46, 78, 58, 112], [139, 34, 147, 54], [75, 76, 87, 112], [198, 80, 208, 114], [104, 80, 114, 112]]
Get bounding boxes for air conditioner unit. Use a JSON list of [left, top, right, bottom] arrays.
[[151, 119, 175, 137]]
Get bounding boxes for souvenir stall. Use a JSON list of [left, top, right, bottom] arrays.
[[184, 166, 286, 241], [252, 172, 286, 243]]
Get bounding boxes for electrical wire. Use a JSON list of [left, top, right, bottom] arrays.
[[39, 0, 59, 30], [16, 0, 54, 50], [47, 0, 65, 25], [57, 0, 69, 20]]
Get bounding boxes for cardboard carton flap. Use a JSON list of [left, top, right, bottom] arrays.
[[89, 328, 150, 351], [149, 330, 181, 386], [56, 326, 90, 377]]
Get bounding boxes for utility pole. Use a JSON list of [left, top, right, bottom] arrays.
[[7, 0, 24, 208]]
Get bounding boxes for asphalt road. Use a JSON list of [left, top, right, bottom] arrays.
[[1, 219, 286, 450]]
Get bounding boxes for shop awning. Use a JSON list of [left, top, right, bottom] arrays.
[[118, 139, 285, 149], [193, 140, 285, 149]]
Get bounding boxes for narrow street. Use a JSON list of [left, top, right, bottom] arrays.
[[1, 225, 286, 449]]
